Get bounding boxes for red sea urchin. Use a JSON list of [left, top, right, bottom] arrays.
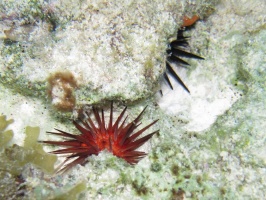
[[42, 103, 159, 173]]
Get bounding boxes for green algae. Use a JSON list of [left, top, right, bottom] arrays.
[[0, 129, 13, 148], [0, 126, 57, 175], [0, 115, 14, 148], [0, 116, 18, 199], [0, 116, 11, 131], [24, 126, 57, 173], [0, 116, 57, 175], [0, 116, 57, 199], [0, 117, 57, 198]]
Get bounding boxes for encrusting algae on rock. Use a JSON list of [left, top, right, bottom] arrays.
[[0, 0, 219, 107]]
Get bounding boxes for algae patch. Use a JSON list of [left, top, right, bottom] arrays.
[[0, 115, 14, 148], [0, 125, 57, 175], [0, 115, 57, 199]]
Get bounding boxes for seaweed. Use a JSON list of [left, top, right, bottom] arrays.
[[0, 115, 57, 198]]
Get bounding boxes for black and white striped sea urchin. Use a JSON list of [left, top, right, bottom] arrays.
[[41, 103, 159, 173]]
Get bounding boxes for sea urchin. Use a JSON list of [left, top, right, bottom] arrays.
[[163, 28, 204, 93], [42, 103, 159, 173]]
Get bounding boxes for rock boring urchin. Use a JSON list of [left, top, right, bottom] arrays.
[[41, 103, 159, 173], [163, 15, 204, 93]]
